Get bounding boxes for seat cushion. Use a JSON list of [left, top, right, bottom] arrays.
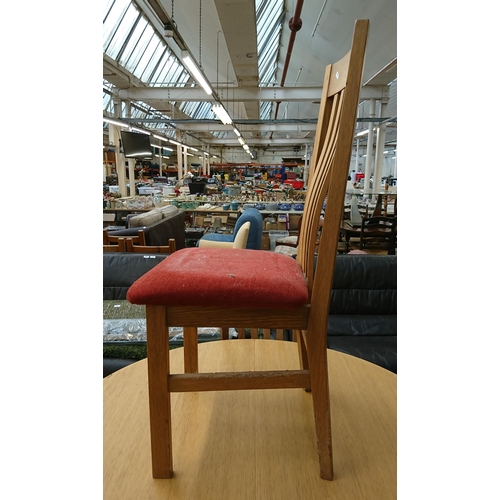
[[128, 209, 162, 228], [276, 235, 298, 246], [274, 245, 298, 257], [127, 247, 309, 309]]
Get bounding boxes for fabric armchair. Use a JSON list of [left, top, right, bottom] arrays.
[[198, 208, 263, 249]]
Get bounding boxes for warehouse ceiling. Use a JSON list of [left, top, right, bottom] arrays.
[[103, 0, 397, 155]]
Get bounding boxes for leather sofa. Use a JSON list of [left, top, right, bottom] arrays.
[[103, 253, 396, 376], [326, 254, 397, 373], [106, 206, 186, 250]]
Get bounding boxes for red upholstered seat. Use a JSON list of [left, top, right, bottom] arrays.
[[126, 247, 309, 309]]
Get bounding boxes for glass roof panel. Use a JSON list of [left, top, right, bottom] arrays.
[[104, 1, 140, 59], [255, 0, 284, 119]]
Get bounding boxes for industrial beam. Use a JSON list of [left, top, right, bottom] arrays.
[[116, 85, 388, 102]]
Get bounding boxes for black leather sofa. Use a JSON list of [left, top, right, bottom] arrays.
[[103, 253, 397, 376], [327, 254, 397, 373]]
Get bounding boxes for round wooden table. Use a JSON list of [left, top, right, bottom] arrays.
[[104, 340, 396, 499]]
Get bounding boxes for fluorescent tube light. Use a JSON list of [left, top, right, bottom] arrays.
[[130, 127, 151, 135], [181, 50, 212, 95], [169, 139, 182, 146], [212, 104, 233, 125], [238, 137, 245, 146], [153, 134, 171, 143], [103, 117, 128, 128], [233, 128, 241, 137], [355, 129, 369, 137]]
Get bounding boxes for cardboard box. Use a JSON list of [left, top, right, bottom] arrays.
[[261, 233, 270, 250], [288, 214, 301, 231], [266, 221, 278, 230], [277, 214, 288, 230]]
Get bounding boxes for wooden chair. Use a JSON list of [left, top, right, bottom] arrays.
[[103, 228, 146, 246], [125, 237, 177, 255], [126, 19, 369, 481], [359, 215, 397, 255], [103, 237, 127, 253]]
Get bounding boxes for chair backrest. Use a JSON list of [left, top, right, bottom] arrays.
[[103, 237, 127, 253], [233, 208, 263, 249], [125, 237, 176, 254], [232, 221, 250, 249], [296, 19, 369, 307], [103, 228, 146, 246], [360, 216, 397, 250]]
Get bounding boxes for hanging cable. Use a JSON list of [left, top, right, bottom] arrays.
[[199, 0, 202, 68], [216, 30, 220, 92]]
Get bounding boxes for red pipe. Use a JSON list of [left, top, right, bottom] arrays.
[[270, 0, 304, 139]]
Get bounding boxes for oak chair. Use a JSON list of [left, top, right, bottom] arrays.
[[125, 237, 177, 255], [103, 237, 127, 253], [126, 19, 369, 481], [103, 228, 146, 246]]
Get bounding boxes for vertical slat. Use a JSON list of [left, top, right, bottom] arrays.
[[220, 327, 229, 340], [238, 328, 246, 339], [276, 329, 284, 340], [263, 329, 271, 339], [183, 327, 198, 373], [251, 328, 259, 339]]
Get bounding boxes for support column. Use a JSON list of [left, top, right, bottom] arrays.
[[124, 100, 135, 197], [363, 99, 376, 195], [176, 131, 182, 180], [113, 96, 127, 198], [303, 144, 310, 188], [183, 146, 188, 176], [373, 98, 388, 194]]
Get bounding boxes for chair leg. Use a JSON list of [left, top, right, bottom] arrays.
[[183, 327, 199, 373], [306, 327, 334, 480], [146, 305, 173, 478]]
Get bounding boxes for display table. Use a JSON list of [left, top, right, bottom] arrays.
[[104, 340, 396, 499]]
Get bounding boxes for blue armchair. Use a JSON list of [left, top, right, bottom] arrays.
[[198, 208, 263, 249]]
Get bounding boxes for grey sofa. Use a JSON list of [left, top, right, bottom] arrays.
[[106, 206, 186, 250]]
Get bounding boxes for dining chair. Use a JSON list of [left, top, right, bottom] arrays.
[[126, 19, 369, 481], [103, 228, 146, 246], [125, 237, 177, 255], [103, 237, 127, 253], [359, 215, 397, 255]]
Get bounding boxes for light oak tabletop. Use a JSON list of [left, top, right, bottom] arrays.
[[104, 339, 396, 500]]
